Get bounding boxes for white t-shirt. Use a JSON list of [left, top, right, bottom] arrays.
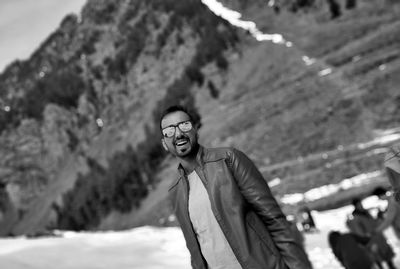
[[187, 171, 242, 269]]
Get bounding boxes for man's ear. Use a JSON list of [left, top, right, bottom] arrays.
[[161, 139, 169, 152]]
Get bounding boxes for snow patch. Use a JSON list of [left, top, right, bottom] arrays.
[[281, 171, 383, 204], [201, 0, 292, 46]]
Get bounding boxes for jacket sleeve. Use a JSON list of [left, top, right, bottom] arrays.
[[376, 198, 396, 233], [347, 217, 365, 236], [228, 148, 313, 269], [352, 234, 371, 245]]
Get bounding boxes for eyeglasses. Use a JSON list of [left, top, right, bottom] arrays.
[[162, 120, 193, 138]]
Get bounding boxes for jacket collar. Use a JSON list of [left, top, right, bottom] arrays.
[[177, 145, 204, 177]]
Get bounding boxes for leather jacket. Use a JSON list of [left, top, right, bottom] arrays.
[[168, 146, 312, 269]]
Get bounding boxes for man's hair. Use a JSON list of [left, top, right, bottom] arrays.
[[351, 198, 361, 206], [372, 187, 387, 197], [159, 105, 194, 130]]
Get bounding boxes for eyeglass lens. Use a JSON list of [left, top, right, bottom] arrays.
[[162, 121, 192, 137]]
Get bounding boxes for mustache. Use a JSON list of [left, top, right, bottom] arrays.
[[175, 134, 188, 140], [174, 134, 189, 144]]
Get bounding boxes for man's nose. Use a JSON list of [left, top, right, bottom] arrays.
[[175, 127, 184, 137]]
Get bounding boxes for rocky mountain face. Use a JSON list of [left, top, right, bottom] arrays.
[[0, 0, 239, 235], [0, 0, 399, 235]]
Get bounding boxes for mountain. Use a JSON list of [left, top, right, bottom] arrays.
[[0, 0, 399, 235], [0, 0, 239, 235]]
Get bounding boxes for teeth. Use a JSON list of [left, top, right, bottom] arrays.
[[176, 140, 188, 146]]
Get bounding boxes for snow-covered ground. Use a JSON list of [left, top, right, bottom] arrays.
[[0, 227, 190, 269], [1, 197, 399, 269]]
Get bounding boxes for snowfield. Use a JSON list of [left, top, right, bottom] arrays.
[[1, 198, 399, 269]]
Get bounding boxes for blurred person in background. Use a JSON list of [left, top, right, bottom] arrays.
[[346, 198, 396, 269], [373, 187, 400, 240], [328, 231, 378, 269], [298, 206, 318, 233], [160, 105, 312, 269]]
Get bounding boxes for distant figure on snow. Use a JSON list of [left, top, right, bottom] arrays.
[[373, 187, 400, 239], [160, 105, 312, 269], [328, 231, 377, 269], [299, 206, 318, 233], [346, 198, 396, 269]]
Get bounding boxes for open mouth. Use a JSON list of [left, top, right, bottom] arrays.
[[175, 139, 189, 146]]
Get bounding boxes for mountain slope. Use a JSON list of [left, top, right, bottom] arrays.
[[0, 0, 238, 235], [98, 0, 400, 229]]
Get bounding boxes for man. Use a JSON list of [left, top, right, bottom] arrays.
[[347, 199, 395, 269], [160, 105, 312, 269], [328, 231, 376, 269], [373, 187, 400, 239]]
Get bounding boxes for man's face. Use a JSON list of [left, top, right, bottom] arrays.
[[161, 111, 198, 158]]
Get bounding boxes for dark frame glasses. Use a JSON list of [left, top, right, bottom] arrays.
[[162, 120, 193, 138]]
